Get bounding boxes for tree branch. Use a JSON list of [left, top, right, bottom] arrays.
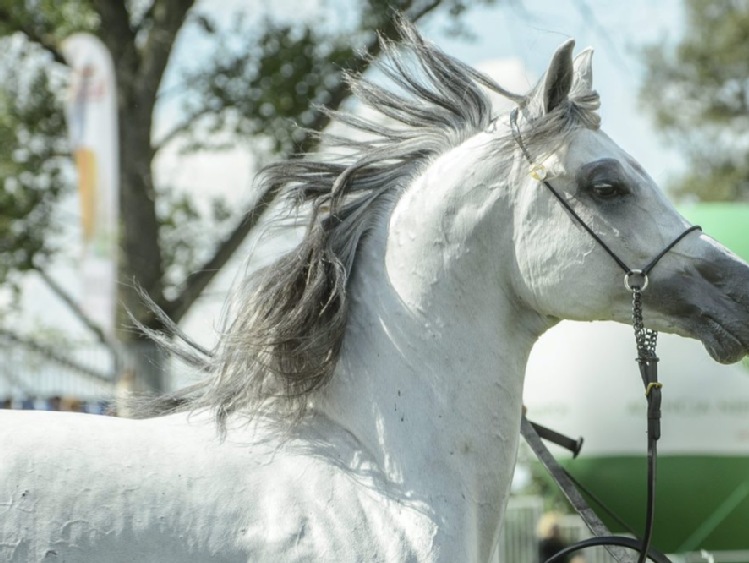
[[405, 0, 443, 24], [164, 6, 442, 322], [133, 1, 156, 34], [92, 0, 138, 82], [163, 183, 282, 323], [293, 3, 439, 155], [0, 6, 67, 65], [152, 105, 217, 153], [137, 0, 196, 109], [34, 266, 122, 361], [0, 327, 114, 383]]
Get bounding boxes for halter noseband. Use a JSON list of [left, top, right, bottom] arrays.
[[509, 107, 700, 563]]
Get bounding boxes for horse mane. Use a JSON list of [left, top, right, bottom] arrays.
[[140, 19, 600, 431]]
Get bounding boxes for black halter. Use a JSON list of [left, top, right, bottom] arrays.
[[509, 108, 701, 563]]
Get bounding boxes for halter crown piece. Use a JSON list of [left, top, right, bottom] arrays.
[[509, 108, 701, 563]]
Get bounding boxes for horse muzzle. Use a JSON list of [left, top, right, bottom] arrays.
[[646, 244, 749, 364]]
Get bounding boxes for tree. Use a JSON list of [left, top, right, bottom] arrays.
[[0, 0, 496, 391], [641, 0, 749, 202]]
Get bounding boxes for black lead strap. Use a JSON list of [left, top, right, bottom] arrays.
[[522, 415, 671, 563], [508, 108, 702, 563]]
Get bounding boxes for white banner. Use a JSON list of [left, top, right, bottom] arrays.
[[62, 34, 119, 337]]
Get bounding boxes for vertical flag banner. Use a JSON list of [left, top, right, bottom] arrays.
[[62, 34, 119, 337]]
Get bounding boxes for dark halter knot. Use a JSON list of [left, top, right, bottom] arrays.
[[509, 107, 700, 563]]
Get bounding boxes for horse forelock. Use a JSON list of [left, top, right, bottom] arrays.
[[150, 20, 600, 431], [516, 87, 602, 158]]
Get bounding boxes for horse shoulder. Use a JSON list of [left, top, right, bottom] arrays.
[[233, 416, 440, 561]]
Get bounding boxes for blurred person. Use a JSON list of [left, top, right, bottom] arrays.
[[60, 396, 83, 412], [537, 512, 573, 563]]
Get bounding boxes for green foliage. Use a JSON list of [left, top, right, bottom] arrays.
[[0, 0, 97, 290], [157, 185, 234, 300], [175, 1, 498, 158], [0, 40, 70, 287], [178, 19, 355, 156], [641, 0, 749, 201], [0, 0, 98, 52]]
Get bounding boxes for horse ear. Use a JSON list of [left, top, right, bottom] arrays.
[[527, 39, 575, 116], [571, 47, 594, 94]]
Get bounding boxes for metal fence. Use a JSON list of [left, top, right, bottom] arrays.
[[494, 495, 620, 563], [495, 496, 545, 562], [0, 338, 115, 402], [0, 337, 207, 413], [495, 496, 749, 563]]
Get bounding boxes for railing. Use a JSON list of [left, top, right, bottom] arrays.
[[495, 496, 545, 562], [0, 338, 115, 401], [495, 495, 749, 563], [0, 338, 210, 413], [494, 496, 618, 562]]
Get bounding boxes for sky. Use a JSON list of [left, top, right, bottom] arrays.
[[9, 0, 692, 391]]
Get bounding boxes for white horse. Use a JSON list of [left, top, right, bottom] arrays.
[[3, 23, 749, 562]]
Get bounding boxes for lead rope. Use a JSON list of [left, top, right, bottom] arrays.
[[506, 108, 702, 563], [632, 284, 661, 563]]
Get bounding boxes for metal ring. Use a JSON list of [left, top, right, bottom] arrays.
[[625, 269, 649, 292]]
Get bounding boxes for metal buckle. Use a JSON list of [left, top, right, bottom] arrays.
[[529, 163, 547, 181], [624, 269, 649, 292]]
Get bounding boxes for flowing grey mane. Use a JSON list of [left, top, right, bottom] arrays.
[[144, 21, 601, 430]]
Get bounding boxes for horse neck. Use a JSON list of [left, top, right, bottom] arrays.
[[315, 134, 553, 558]]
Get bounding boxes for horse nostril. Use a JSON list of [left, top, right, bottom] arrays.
[[695, 247, 749, 284], [692, 251, 749, 316]]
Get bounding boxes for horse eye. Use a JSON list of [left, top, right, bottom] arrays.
[[591, 182, 623, 200]]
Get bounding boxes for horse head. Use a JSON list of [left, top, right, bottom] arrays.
[[505, 40, 749, 364]]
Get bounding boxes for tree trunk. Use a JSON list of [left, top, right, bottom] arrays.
[[115, 102, 168, 391], [123, 338, 169, 394], [94, 0, 194, 393]]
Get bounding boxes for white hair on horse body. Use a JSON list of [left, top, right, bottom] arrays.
[[140, 20, 601, 431]]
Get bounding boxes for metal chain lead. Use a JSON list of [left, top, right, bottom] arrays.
[[632, 288, 658, 357]]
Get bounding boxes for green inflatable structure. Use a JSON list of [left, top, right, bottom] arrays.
[[524, 203, 749, 555]]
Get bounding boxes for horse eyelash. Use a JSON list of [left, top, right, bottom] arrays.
[[589, 180, 629, 200]]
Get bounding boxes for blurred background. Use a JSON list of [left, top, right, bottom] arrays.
[[1, 1, 748, 561]]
